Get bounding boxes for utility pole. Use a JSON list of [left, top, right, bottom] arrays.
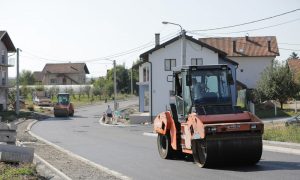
[[16, 48, 20, 116], [131, 67, 133, 95], [113, 60, 117, 110], [181, 30, 186, 66]]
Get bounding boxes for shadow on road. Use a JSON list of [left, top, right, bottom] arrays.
[[41, 117, 73, 121], [214, 160, 300, 172]]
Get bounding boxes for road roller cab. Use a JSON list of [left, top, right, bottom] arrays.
[[54, 93, 74, 117], [154, 65, 264, 167]]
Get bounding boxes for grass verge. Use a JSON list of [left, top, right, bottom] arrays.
[[0, 111, 33, 123], [0, 163, 40, 180], [263, 124, 300, 143], [255, 104, 297, 119]]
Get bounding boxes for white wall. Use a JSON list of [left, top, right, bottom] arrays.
[[0, 41, 8, 110], [149, 39, 219, 116], [230, 57, 274, 89]]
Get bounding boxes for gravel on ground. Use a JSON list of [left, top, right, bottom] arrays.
[[16, 118, 122, 180]]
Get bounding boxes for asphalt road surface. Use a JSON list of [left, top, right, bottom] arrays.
[[31, 100, 300, 180]]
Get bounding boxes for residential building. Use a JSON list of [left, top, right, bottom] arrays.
[[199, 36, 279, 89], [287, 59, 300, 82], [138, 34, 238, 117], [33, 63, 90, 85], [0, 31, 16, 111]]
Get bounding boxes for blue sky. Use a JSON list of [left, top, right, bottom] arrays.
[[0, 0, 299, 77]]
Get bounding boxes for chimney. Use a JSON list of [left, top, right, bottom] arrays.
[[267, 38, 272, 52], [246, 35, 249, 41], [155, 33, 160, 47], [233, 39, 237, 53]]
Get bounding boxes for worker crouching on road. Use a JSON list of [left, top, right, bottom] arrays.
[[105, 105, 117, 124]]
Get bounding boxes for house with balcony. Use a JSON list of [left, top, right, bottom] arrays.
[[138, 34, 279, 120], [0, 31, 16, 111], [33, 63, 90, 85], [138, 33, 238, 118]]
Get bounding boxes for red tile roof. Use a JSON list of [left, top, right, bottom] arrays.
[[199, 36, 279, 57], [42, 63, 90, 74], [0, 31, 16, 52], [33, 71, 43, 82], [288, 59, 300, 79]]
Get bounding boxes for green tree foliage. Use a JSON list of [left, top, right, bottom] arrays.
[[289, 52, 299, 59], [20, 85, 33, 98], [256, 60, 300, 109], [48, 86, 59, 99], [84, 85, 92, 99], [106, 65, 130, 94], [8, 89, 16, 110], [19, 70, 35, 85], [92, 61, 139, 98], [131, 60, 140, 95]]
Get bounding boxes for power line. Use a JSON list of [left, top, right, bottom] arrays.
[[21, 51, 67, 62], [190, 8, 300, 32], [188, 18, 300, 35], [279, 42, 300, 46], [20, 31, 179, 64], [83, 31, 179, 62]]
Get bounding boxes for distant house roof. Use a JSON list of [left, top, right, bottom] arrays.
[[0, 31, 16, 52], [288, 59, 300, 80], [199, 36, 279, 57], [42, 63, 90, 74], [33, 71, 43, 82], [140, 35, 227, 61]]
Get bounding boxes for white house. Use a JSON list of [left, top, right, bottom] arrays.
[[138, 34, 238, 119], [199, 36, 279, 89], [0, 31, 16, 111]]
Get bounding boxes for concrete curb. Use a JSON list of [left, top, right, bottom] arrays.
[[98, 118, 137, 127], [28, 120, 131, 180], [34, 153, 72, 180], [263, 145, 300, 156], [263, 140, 300, 147], [23, 120, 72, 180]]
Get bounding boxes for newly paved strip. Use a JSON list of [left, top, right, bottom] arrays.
[[31, 99, 300, 180]]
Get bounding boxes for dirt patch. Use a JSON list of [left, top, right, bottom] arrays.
[[16, 119, 122, 180]]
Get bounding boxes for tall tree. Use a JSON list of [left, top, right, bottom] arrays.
[[255, 60, 300, 109], [289, 52, 299, 59], [19, 70, 35, 85], [106, 65, 130, 94]]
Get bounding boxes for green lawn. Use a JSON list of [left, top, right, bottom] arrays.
[[264, 124, 300, 143], [255, 104, 297, 119], [0, 111, 33, 123], [0, 163, 39, 180]]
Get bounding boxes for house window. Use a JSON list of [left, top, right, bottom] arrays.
[[165, 59, 176, 71], [50, 79, 57, 84], [146, 67, 149, 81], [1, 71, 5, 85], [63, 78, 67, 85], [191, 58, 203, 66], [143, 67, 146, 82], [143, 67, 149, 82], [1, 50, 5, 64]]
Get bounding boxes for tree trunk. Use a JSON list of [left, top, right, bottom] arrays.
[[280, 102, 283, 109]]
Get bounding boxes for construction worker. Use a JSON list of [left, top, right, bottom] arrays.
[[105, 105, 113, 124]]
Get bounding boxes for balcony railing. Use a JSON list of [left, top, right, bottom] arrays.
[[0, 55, 14, 67]]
